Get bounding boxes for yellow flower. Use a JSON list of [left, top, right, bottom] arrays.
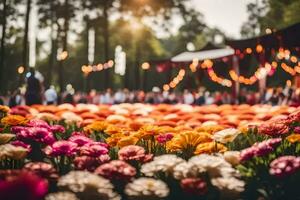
[[117, 136, 139, 148], [286, 134, 300, 143], [83, 121, 108, 133], [1, 115, 28, 126], [0, 105, 10, 114], [0, 133, 15, 144], [194, 142, 227, 155], [167, 131, 212, 152]]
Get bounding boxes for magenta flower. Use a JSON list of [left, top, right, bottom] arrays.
[[240, 147, 256, 162], [294, 126, 300, 134], [44, 140, 78, 157], [0, 171, 48, 200], [270, 156, 300, 178], [95, 160, 136, 181], [156, 133, 174, 144], [74, 155, 110, 171], [240, 138, 282, 161], [15, 127, 56, 145], [180, 178, 207, 196], [50, 125, 65, 133], [11, 140, 32, 152], [80, 142, 108, 157], [68, 135, 93, 147], [118, 145, 153, 162]]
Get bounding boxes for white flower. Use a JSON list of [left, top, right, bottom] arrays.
[[125, 178, 169, 199], [0, 144, 28, 160], [45, 192, 79, 200], [211, 177, 245, 198], [61, 112, 83, 124], [141, 155, 185, 177], [58, 171, 120, 200], [223, 151, 240, 166], [212, 128, 240, 143], [173, 162, 198, 180]]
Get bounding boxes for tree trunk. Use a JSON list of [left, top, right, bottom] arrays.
[[134, 42, 141, 90], [58, 0, 69, 92], [103, 3, 110, 89], [23, 0, 32, 72], [46, 1, 56, 88], [0, 0, 7, 92]]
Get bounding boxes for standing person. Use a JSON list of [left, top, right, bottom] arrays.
[[183, 89, 194, 105], [9, 89, 22, 107], [44, 85, 57, 105], [114, 89, 125, 104], [25, 68, 42, 105]]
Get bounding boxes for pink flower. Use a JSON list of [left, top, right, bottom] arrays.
[[27, 119, 51, 129], [44, 140, 78, 157], [270, 156, 300, 178], [180, 178, 207, 196], [80, 142, 108, 157], [95, 160, 136, 181], [258, 119, 289, 136], [0, 170, 48, 200], [156, 133, 174, 144], [240, 138, 282, 161], [68, 135, 93, 147], [74, 155, 110, 171], [50, 125, 65, 133], [118, 145, 153, 162], [23, 162, 58, 180]]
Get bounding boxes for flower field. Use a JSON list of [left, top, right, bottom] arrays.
[[0, 103, 300, 200]]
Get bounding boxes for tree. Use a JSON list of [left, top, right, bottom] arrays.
[[0, 0, 8, 92], [22, 0, 32, 73], [0, 0, 22, 92]]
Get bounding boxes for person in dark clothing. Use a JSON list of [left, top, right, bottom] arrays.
[[25, 68, 42, 105]]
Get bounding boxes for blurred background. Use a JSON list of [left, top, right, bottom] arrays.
[[0, 0, 299, 93]]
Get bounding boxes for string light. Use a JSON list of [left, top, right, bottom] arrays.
[[17, 66, 25, 74], [201, 60, 232, 87], [141, 62, 150, 70], [256, 44, 263, 53], [58, 51, 68, 61], [163, 69, 186, 91], [81, 60, 114, 76]]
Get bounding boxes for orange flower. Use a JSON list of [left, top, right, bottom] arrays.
[[83, 121, 108, 133], [106, 133, 124, 147], [1, 115, 28, 126], [194, 142, 227, 155], [167, 131, 212, 152], [105, 125, 126, 135], [137, 125, 161, 140], [195, 125, 225, 134], [286, 134, 300, 143], [0, 105, 10, 114]]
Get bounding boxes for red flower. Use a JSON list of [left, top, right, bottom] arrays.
[[258, 119, 289, 136], [180, 178, 207, 196]]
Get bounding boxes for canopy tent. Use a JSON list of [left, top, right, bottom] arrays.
[[171, 43, 234, 62], [225, 22, 300, 50]]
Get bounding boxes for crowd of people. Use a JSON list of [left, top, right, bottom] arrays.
[[1, 68, 300, 107]]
